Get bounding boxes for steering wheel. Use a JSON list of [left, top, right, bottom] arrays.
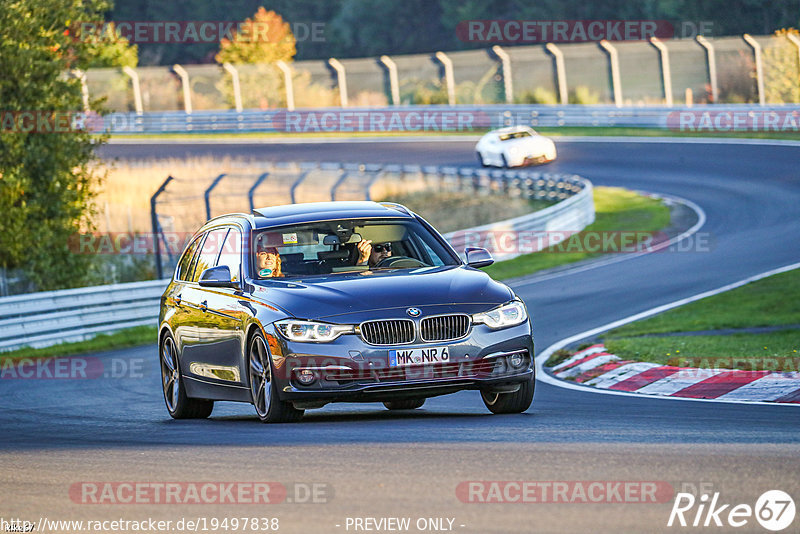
[[374, 255, 426, 269]]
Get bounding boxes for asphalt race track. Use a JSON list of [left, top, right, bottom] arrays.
[[2, 138, 799, 533]]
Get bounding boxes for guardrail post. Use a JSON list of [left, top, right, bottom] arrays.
[[649, 37, 673, 106], [491, 45, 513, 104], [598, 40, 622, 107], [434, 51, 456, 105], [743, 34, 766, 105], [222, 62, 243, 113], [71, 69, 90, 112], [275, 60, 295, 111], [172, 64, 192, 114], [248, 172, 270, 212], [204, 173, 227, 220], [330, 165, 349, 201], [364, 167, 387, 201], [545, 43, 568, 105], [151, 175, 175, 280], [695, 35, 718, 103], [122, 66, 143, 115], [379, 55, 400, 105], [328, 58, 348, 107], [289, 168, 314, 204]]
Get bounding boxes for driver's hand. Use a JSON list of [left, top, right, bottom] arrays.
[[356, 240, 372, 264]]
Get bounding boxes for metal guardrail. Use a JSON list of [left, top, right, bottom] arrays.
[[0, 279, 167, 351], [2, 168, 593, 352], [99, 104, 800, 134]]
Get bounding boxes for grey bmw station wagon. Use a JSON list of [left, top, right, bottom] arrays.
[[158, 201, 534, 422]]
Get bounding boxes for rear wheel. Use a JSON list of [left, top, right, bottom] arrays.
[[160, 332, 213, 419], [383, 399, 425, 410], [249, 332, 304, 423], [481, 377, 534, 414]]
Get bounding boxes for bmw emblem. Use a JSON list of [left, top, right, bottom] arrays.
[[406, 307, 421, 317]]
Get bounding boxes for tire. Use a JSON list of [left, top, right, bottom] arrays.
[[160, 332, 213, 419], [501, 154, 510, 168], [383, 399, 425, 410], [477, 151, 487, 167], [248, 331, 304, 423], [481, 376, 534, 414]]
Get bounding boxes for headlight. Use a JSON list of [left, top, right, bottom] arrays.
[[275, 320, 354, 342], [472, 300, 528, 330]]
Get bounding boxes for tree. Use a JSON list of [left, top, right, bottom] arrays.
[[0, 0, 136, 290], [215, 8, 296, 64]]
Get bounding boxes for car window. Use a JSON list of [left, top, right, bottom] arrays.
[[191, 228, 228, 283], [499, 130, 532, 141], [217, 227, 242, 282], [253, 218, 458, 279], [176, 234, 203, 281]]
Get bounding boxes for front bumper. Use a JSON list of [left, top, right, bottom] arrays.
[[264, 322, 534, 403]]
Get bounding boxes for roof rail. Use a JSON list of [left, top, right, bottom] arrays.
[[379, 202, 412, 216]]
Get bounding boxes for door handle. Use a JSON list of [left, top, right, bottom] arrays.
[[199, 300, 208, 312], [174, 294, 181, 306]]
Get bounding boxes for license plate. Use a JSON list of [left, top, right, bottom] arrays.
[[389, 347, 450, 367]]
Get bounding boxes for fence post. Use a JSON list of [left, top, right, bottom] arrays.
[[71, 69, 90, 112], [222, 63, 243, 113], [695, 35, 718, 103], [151, 175, 175, 280], [172, 64, 192, 114], [491, 45, 514, 104], [379, 55, 400, 105], [743, 34, 765, 105], [598, 40, 622, 107], [204, 173, 227, 220], [122, 67, 143, 115], [248, 172, 271, 212], [545, 43, 568, 105], [328, 58, 349, 107], [434, 51, 456, 105], [649, 37, 673, 106], [330, 166, 349, 201], [275, 60, 295, 111]]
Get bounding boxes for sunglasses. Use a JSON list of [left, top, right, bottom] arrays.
[[373, 243, 392, 253]]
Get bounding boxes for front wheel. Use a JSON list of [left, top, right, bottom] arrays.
[[160, 332, 213, 419], [481, 376, 534, 414], [383, 399, 425, 410], [249, 332, 304, 423]]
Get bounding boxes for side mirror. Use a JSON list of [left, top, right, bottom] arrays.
[[198, 265, 237, 288], [465, 247, 494, 268]]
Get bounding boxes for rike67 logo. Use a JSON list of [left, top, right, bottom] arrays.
[[668, 490, 796, 531]]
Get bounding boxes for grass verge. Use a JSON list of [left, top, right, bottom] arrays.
[[108, 126, 800, 141], [0, 325, 157, 362], [599, 268, 800, 372], [484, 187, 671, 280]]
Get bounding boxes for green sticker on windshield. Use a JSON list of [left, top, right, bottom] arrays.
[[259, 268, 273, 277]]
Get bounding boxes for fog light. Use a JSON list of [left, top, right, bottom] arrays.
[[508, 352, 525, 369], [297, 369, 316, 385]]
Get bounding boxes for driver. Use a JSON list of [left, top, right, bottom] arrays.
[[356, 240, 392, 267]]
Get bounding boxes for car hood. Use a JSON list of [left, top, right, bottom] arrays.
[[250, 265, 513, 321]]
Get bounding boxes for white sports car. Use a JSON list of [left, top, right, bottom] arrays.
[[475, 126, 557, 168]]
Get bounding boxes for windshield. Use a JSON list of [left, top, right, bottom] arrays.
[[252, 218, 459, 279], [499, 130, 533, 141]]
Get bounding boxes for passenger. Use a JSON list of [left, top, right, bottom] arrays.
[[256, 245, 283, 277], [356, 240, 392, 267]]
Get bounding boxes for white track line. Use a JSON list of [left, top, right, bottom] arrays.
[[510, 192, 707, 288], [534, 261, 800, 407]]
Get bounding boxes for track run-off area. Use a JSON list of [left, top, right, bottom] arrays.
[[1, 137, 798, 533]]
